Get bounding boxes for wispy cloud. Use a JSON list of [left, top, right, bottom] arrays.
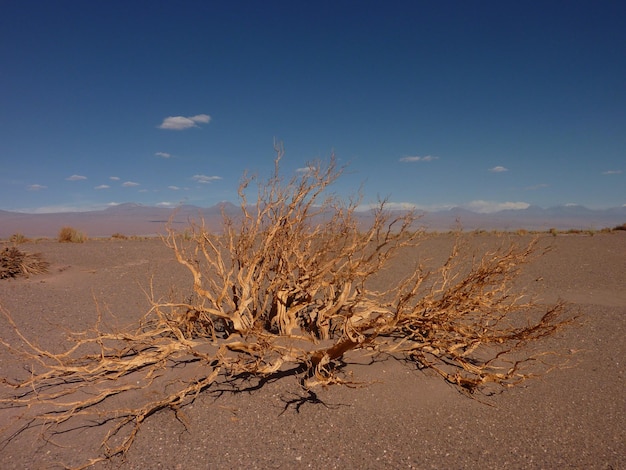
[[602, 169, 622, 175], [26, 205, 78, 213], [462, 200, 529, 213], [192, 174, 222, 184], [110, 176, 120, 181], [158, 114, 211, 130], [296, 165, 317, 173], [66, 174, 87, 181], [156, 202, 176, 208], [399, 155, 438, 162], [356, 201, 452, 212], [27, 184, 47, 191], [155, 152, 172, 158], [168, 186, 180, 190], [94, 184, 110, 190], [489, 166, 508, 173], [378, 202, 418, 211], [26, 203, 111, 214], [356, 202, 416, 212], [122, 181, 140, 187]]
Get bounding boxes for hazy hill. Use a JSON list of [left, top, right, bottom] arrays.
[[1, 203, 624, 238]]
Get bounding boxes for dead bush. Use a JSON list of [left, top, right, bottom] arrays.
[[0, 246, 49, 279], [8, 233, 29, 244], [58, 226, 87, 243], [0, 144, 575, 466]]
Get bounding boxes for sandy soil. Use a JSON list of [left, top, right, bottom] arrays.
[[0, 232, 624, 469]]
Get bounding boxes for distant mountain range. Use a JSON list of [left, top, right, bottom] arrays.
[[415, 204, 626, 232], [1, 202, 625, 238]]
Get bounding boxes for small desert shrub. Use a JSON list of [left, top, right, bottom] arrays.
[[8, 233, 29, 244], [58, 226, 87, 243], [111, 232, 128, 240], [612, 222, 626, 231], [0, 246, 49, 279], [0, 145, 574, 465]]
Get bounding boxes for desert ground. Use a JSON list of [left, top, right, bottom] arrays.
[[0, 232, 624, 469]]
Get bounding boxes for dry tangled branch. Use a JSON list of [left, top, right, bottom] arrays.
[[0, 144, 575, 466]]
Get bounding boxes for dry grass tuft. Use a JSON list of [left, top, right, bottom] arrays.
[[110, 232, 128, 240], [0, 246, 49, 279], [8, 233, 29, 244], [58, 226, 87, 243], [0, 144, 576, 466]]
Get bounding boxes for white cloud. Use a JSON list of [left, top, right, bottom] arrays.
[[168, 185, 180, 190], [399, 155, 438, 162], [27, 184, 47, 191], [602, 170, 622, 175], [66, 174, 87, 181], [355, 201, 464, 212], [462, 200, 529, 213], [155, 152, 172, 158], [110, 176, 120, 181], [122, 181, 140, 187], [27, 205, 84, 213], [192, 174, 222, 184], [158, 114, 211, 130], [356, 201, 419, 212], [94, 184, 110, 190], [296, 166, 317, 173], [190, 114, 210, 123], [157, 202, 176, 208], [489, 166, 509, 173], [25, 203, 111, 214], [378, 202, 418, 211]]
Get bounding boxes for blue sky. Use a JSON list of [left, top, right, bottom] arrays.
[[1, 1, 624, 213]]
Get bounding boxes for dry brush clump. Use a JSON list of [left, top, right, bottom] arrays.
[[0, 145, 575, 466], [0, 246, 49, 279], [58, 226, 87, 243], [8, 233, 30, 245]]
